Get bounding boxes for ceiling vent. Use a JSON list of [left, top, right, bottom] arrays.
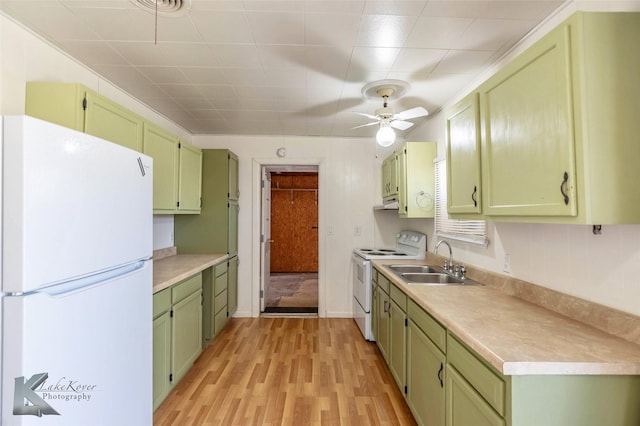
[[131, 0, 190, 16]]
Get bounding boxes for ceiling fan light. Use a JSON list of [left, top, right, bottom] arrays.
[[376, 125, 396, 147]]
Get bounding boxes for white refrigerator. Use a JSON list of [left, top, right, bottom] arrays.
[[0, 116, 153, 425]]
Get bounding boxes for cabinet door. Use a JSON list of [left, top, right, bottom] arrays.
[[446, 93, 482, 214], [407, 319, 445, 426], [84, 92, 144, 152], [228, 200, 239, 257], [371, 284, 378, 341], [25, 82, 86, 131], [397, 147, 408, 214], [227, 257, 238, 316], [480, 23, 576, 217], [171, 289, 202, 385], [177, 141, 202, 213], [143, 123, 179, 213], [228, 152, 239, 200], [388, 299, 406, 391], [152, 311, 171, 410], [446, 366, 505, 426], [376, 289, 390, 362]]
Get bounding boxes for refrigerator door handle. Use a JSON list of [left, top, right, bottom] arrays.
[[35, 261, 148, 297]]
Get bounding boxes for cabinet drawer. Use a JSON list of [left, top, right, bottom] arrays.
[[447, 333, 505, 416], [171, 273, 202, 304], [372, 268, 379, 284], [214, 261, 228, 277], [153, 288, 171, 318], [390, 283, 406, 311], [214, 306, 228, 335], [214, 289, 227, 314], [408, 299, 446, 353], [378, 273, 390, 294], [214, 271, 228, 296]]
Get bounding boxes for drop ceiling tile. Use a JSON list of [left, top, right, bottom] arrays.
[[363, 1, 427, 16], [356, 15, 418, 48], [257, 45, 306, 69], [196, 85, 238, 99], [391, 48, 447, 73], [221, 68, 268, 86], [137, 66, 190, 84], [180, 67, 229, 84], [262, 69, 306, 88], [208, 44, 263, 68], [431, 49, 496, 74], [171, 97, 213, 109], [56, 40, 128, 65], [350, 47, 400, 70], [189, 11, 254, 43], [304, 1, 365, 15], [2, 2, 100, 40], [481, 1, 564, 20], [189, 1, 245, 12], [304, 12, 361, 46], [206, 96, 273, 110], [109, 41, 220, 66], [246, 11, 305, 44], [305, 46, 351, 81], [157, 83, 210, 98], [404, 16, 473, 49], [218, 109, 280, 121], [190, 109, 225, 120], [243, 1, 304, 12], [453, 18, 537, 51], [68, 7, 202, 42], [422, 1, 493, 18]]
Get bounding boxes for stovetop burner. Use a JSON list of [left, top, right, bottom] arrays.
[[353, 231, 426, 260]]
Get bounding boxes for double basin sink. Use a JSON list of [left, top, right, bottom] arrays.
[[387, 264, 483, 286]]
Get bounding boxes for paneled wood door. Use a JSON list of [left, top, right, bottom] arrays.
[[270, 173, 318, 273]]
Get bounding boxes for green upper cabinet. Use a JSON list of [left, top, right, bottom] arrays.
[[479, 18, 576, 218], [398, 142, 437, 218], [228, 152, 239, 201], [473, 12, 640, 224], [84, 92, 144, 152], [446, 93, 482, 216], [177, 140, 202, 214], [26, 82, 143, 151], [381, 153, 399, 202], [175, 149, 239, 255], [143, 122, 179, 213]]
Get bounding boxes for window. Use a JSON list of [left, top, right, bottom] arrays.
[[434, 159, 488, 246]]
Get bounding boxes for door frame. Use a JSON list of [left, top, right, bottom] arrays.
[[251, 158, 325, 317]]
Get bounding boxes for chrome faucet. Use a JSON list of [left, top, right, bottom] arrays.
[[435, 240, 453, 272]]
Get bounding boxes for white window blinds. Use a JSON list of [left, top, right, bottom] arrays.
[[434, 159, 488, 246]]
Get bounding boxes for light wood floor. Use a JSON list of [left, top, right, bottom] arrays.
[[154, 318, 417, 425]]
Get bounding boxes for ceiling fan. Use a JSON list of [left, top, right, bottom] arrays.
[[353, 80, 429, 146]]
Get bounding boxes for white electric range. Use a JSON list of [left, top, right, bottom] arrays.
[[352, 231, 427, 340]]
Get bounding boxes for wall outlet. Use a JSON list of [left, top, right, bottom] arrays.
[[354, 226, 361, 236], [503, 253, 511, 274], [327, 225, 334, 236]]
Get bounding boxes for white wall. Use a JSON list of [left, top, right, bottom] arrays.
[[408, 1, 640, 316]]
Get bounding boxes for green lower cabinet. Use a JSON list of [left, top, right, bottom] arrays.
[[152, 273, 203, 411], [407, 318, 446, 426], [388, 284, 407, 390], [376, 286, 390, 362], [446, 365, 505, 426], [152, 293, 171, 411], [227, 256, 238, 316]]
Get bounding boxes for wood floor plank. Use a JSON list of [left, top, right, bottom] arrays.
[[154, 318, 417, 425]]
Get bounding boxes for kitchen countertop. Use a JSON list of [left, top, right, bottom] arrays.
[[372, 258, 640, 376], [153, 253, 228, 294]]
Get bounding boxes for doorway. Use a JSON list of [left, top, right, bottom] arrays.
[[261, 166, 319, 314]]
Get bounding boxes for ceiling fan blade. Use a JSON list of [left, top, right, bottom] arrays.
[[353, 111, 380, 121], [390, 120, 414, 130], [394, 106, 428, 120], [351, 121, 380, 130]]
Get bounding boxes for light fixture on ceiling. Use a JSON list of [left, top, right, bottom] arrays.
[[130, 0, 190, 15], [353, 79, 428, 147], [376, 119, 396, 147]]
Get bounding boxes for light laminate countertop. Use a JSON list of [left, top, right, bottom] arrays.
[[372, 259, 640, 376], [153, 253, 228, 294]]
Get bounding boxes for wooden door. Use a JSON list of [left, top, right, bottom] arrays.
[[270, 173, 318, 273]]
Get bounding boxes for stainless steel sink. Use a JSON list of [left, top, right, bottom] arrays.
[[386, 264, 483, 286], [388, 264, 442, 274]]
